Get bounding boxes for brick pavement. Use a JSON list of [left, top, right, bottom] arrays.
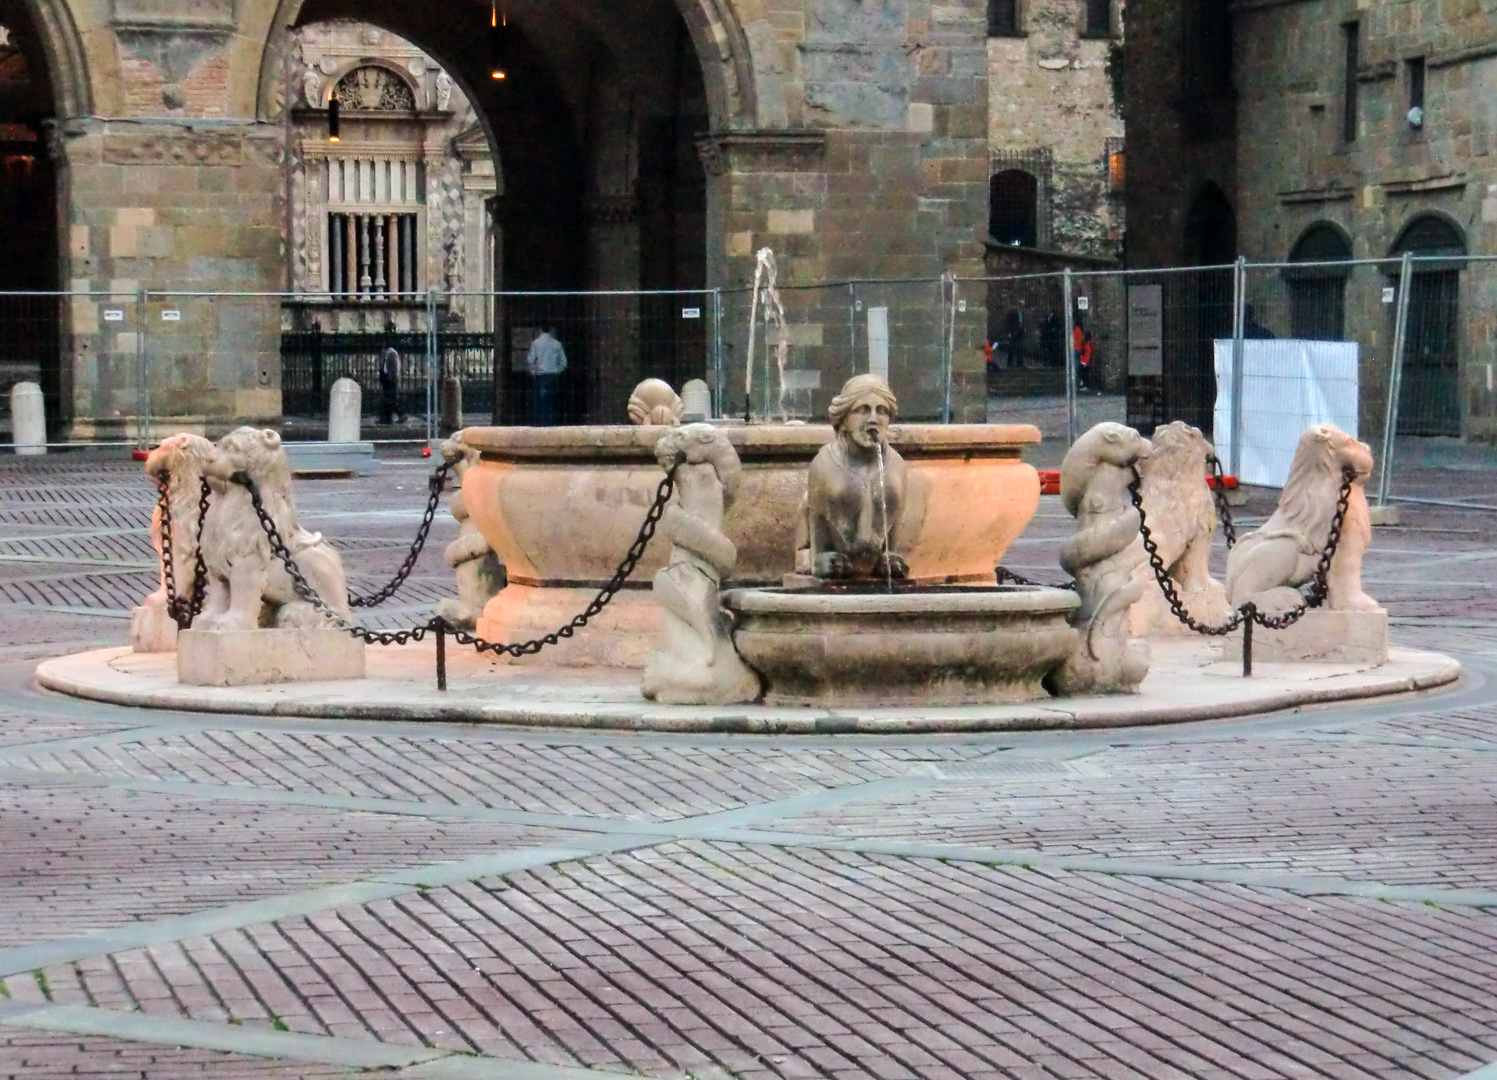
[[0, 452, 1495, 1079]]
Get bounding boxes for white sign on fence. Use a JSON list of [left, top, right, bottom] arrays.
[[102, 309, 124, 323], [681, 307, 701, 319], [867, 306, 890, 381], [161, 310, 181, 322], [1127, 285, 1163, 375], [1213, 338, 1359, 488]]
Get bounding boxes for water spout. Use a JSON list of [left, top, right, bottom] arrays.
[[876, 438, 892, 594]]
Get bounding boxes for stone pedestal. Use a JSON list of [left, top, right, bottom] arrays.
[[130, 604, 178, 653], [11, 381, 45, 455], [680, 379, 711, 421], [440, 377, 463, 432], [328, 378, 361, 443], [178, 628, 366, 686], [1223, 608, 1389, 665]]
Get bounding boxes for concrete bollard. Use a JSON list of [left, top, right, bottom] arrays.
[[681, 378, 712, 422], [10, 381, 45, 456], [328, 378, 361, 443], [440, 376, 463, 433]]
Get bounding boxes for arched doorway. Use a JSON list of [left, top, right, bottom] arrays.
[[1390, 214, 1465, 437], [1284, 222, 1352, 340], [0, 0, 59, 432], [988, 169, 1038, 248], [274, 0, 712, 423]]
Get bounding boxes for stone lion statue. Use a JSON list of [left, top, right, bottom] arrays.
[[194, 427, 352, 632], [627, 379, 683, 426], [1047, 422, 1152, 695], [804, 373, 908, 580], [435, 436, 505, 630], [1128, 421, 1231, 636], [131, 432, 218, 652], [1225, 423, 1380, 615]]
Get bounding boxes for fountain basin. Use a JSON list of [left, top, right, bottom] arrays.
[[722, 585, 1080, 706], [458, 423, 1043, 666]]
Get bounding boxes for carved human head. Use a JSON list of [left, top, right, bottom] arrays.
[[828, 374, 898, 451]]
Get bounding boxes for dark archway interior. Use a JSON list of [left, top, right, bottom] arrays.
[[988, 170, 1038, 248], [0, 0, 60, 429], [1181, 181, 1235, 265], [294, 0, 709, 421]]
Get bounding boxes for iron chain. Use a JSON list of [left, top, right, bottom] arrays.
[[1208, 454, 1236, 549], [995, 566, 1077, 591], [155, 475, 210, 630], [1130, 464, 1354, 635], [236, 464, 677, 655], [348, 461, 453, 607]]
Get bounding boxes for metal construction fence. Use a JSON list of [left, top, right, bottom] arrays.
[[0, 256, 1494, 507]]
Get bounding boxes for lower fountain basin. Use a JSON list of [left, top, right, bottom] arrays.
[[722, 584, 1080, 707]]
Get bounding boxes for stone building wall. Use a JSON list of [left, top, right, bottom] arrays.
[[1234, 0, 1497, 439], [23, 0, 994, 432], [987, 0, 1124, 259]]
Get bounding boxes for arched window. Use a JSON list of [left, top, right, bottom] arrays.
[[1284, 223, 1351, 340], [1181, 182, 1235, 265], [989, 169, 1038, 248], [1389, 214, 1466, 436]]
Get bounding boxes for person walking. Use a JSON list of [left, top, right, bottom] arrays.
[[1073, 321, 1094, 392], [379, 324, 404, 425], [526, 325, 568, 426]]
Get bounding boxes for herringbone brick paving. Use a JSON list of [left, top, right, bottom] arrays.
[[1, 451, 1496, 1079]]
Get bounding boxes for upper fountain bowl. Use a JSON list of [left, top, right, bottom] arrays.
[[457, 423, 1043, 588]]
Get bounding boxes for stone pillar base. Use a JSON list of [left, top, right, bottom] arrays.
[[478, 583, 661, 668], [1223, 608, 1389, 665], [178, 628, 366, 686], [130, 604, 178, 653]]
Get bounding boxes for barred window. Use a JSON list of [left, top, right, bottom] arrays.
[[988, 0, 1020, 36], [1284, 224, 1351, 340], [989, 171, 1038, 248], [1083, 0, 1110, 37]]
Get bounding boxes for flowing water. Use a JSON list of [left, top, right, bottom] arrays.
[[876, 438, 892, 594]]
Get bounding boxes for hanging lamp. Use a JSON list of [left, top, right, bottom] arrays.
[[490, 3, 508, 79]]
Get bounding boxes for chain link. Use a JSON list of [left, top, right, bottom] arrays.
[[1208, 454, 1237, 549], [1130, 464, 1354, 635], [348, 461, 454, 608], [155, 475, 209, 630], [235, 465, 677, 655]]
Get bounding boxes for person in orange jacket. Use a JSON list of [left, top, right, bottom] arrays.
[[1072, 322, 1094, 391]]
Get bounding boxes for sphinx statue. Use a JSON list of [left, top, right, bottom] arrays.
[[803, 374, 908, 580], [642, 423, 761, 705], [435, 436, 506, 630], [1048, 422, 1153, 695]]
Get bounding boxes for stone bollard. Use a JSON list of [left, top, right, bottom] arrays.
[[681, 378, 712, 422], [327, 378, 361, 443], [10, 381, 45, 456], [440, 376, 463, 432]]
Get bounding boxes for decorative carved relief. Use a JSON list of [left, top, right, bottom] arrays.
[[103, 132, 244, 166], [334, 66, 416, 111], [695, 131, 827, 176]]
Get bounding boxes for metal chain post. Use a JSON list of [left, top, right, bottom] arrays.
[[1376, 250, 1414, 508], [1228, 255, 1247, 481], [1061, 268, 1077, 446], [134, 287, 149, 450]]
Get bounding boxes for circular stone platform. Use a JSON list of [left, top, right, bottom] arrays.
[[34, 639, 1461, 734]]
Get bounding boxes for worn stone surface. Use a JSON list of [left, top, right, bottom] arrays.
[[193, 428, 352, 633], [459, 422, 1043, 597], [1226, 424, 1381, 615], [804, 375, 909, 580], [1051, 422, 1152, 694], [1129, 421, 1231, 636], [642, 425, 760, 704], [434, 436, 504, 631], [177, 627, 365, 686], [1223, 607, 1390, 665]]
